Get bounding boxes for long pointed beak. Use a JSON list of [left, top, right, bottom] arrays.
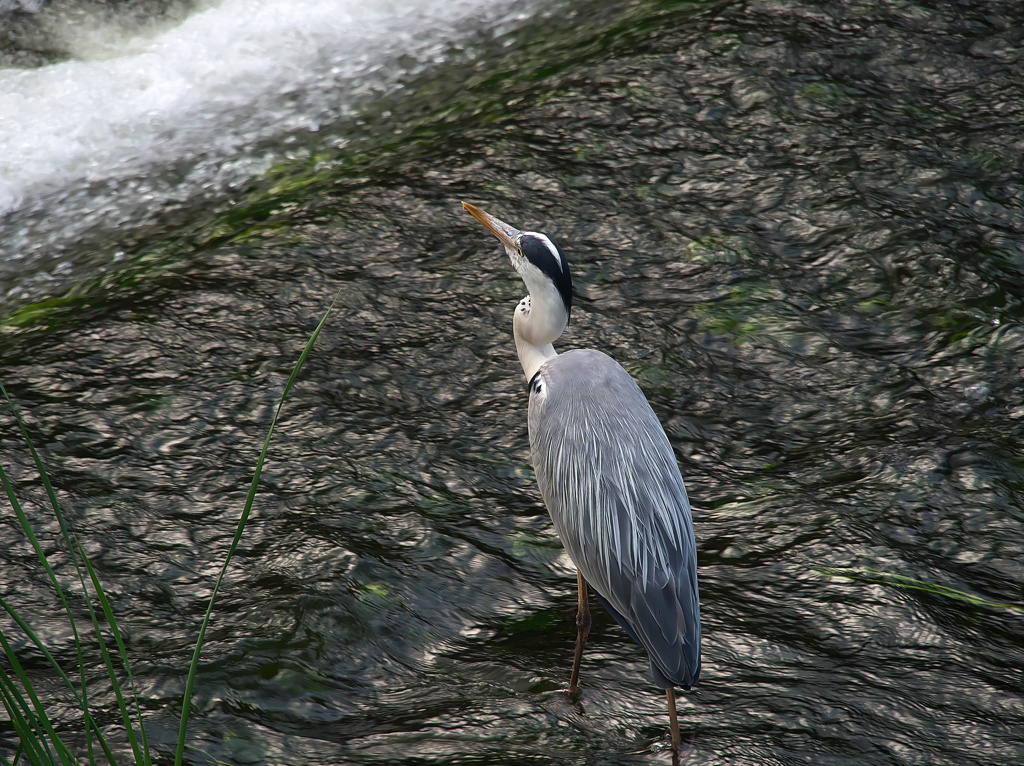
[[462, 201, 521, 251]]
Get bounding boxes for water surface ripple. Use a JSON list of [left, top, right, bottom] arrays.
[[2, 0, 1023, 764]]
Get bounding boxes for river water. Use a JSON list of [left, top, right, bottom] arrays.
[[1, 0, 1022, 764]]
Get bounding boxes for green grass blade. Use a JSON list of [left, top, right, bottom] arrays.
[[0, 596, 119, 764], [813, 566, 1024, 613], [0, 384, 144, 765], [0, 629, 75, 766], [0, 728, 26, 766], [0, 380, 66, 554], [0, 459, 68, 609], [0, 660, 51, 766], [173, 301, 334, 766], [0, 381, 109, 759], [76, 538, 149, 765]]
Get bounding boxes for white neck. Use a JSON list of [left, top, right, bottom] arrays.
[[512, 290, 567, 381], [515, 332, 557, 381]]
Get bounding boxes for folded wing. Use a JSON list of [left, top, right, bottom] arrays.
[[528, 348, 701, 689]]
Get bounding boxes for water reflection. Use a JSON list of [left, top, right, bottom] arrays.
[[2, 0, 1023, 764]]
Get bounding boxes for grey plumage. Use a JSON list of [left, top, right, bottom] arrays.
[[528, 348, 701, 689]]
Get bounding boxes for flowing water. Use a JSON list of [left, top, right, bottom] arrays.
[[1, 0, 1023, 763]]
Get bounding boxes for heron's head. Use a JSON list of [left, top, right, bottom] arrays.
[[462, 202, 573, 325]]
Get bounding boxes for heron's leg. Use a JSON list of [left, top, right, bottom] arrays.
[[666, 687, 681, 765], [568, 570, 591, 695]]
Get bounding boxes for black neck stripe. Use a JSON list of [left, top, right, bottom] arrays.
[[527, 370, 542, 395]]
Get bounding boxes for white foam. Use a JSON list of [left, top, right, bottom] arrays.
[[1, 0, 545, 212], [0, 0, 554, 297], [0, 1, 44, 13]]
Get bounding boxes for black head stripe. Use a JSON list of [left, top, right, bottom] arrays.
[[520, 233, 573, 318]]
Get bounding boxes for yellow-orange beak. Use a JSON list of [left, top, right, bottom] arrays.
[[461, 201, 521, 251]]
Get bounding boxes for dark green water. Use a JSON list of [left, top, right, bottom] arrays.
[[2, 0, 1023, 763]]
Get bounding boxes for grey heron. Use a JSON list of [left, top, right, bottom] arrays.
[[462, 201, 701, 758]]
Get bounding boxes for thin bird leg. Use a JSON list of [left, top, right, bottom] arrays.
[[568, 570, 591, 696], [666, 687, 681, 765]]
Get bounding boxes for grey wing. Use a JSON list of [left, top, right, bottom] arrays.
[[528, 349, 701, 689]]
